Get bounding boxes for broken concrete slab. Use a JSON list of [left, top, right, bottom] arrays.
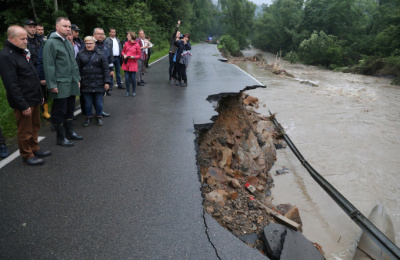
[[262, 223, 324, 260], [205, 214, 268, 260], [239, 233, 258, 246]]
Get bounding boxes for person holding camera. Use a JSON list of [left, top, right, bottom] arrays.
[[121, 31, 141, 97], [169, 20, 180, 83], [174, 33, 191, 87]]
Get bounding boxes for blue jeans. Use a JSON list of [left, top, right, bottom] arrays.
[[83, 93, 103, 117], [125, 71, 137, 94], [111, 56, 122, 87]]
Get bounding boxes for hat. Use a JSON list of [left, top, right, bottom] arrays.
[[24, 19, 37, 26], [71, 24, 80, 31]]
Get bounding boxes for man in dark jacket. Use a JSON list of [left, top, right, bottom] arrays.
[[0, 25, 51, 165], [72, 24, 85, 51], [24, 19, 43, 68], [94, 27, 114, 97], [25, 19, 51, 119], [104, 28, 124, 89]]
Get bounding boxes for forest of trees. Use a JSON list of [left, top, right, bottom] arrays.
[[0, 0, 222, 51], [252, 0, 400, 80]]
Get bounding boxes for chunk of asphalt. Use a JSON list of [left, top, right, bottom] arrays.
[[262, 223, 324, 260], [262, 223, 286, 259], [280, 228, 324, 260], [276, 168, 290, 175], [239, 233, 258, 246]]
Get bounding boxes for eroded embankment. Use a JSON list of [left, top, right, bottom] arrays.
[[196, 92, 322, 257]]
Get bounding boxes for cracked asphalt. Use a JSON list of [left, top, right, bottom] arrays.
[[0, 43, 267, 259]]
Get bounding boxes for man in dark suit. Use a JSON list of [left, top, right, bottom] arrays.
[[0, 25, 51, 165]]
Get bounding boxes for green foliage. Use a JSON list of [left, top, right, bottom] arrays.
[[374, 25, 400, 56], [298, 31, 345, 66], [284, 51, 298, 64], [219, 0, 256, 48], [0, 79, 17, 138], [252, 0, 304, 53], [219, 35, 240, 56], [251, 0, 400, 76]]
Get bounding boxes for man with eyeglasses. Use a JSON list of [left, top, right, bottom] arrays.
[[93, 28, 114, 97]]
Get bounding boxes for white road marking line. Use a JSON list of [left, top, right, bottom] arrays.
[[0, 136, 45, 169]]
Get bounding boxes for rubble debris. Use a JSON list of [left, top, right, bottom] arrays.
[[276, 167, 290, 175], [300, 80, 318, 87], [197, 92, 311, 257]]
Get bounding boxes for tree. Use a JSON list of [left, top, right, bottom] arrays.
[[252, 0, 304, 53], [219, 0, 256, 48]]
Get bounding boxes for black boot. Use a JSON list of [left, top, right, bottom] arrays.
[[83, 117, 92, 127], [55, 124, 74, 147], [64, 119, 83, 140], [96, 117, 103, 126]]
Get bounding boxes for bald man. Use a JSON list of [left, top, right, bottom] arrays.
[[0, 25, 51, 165]]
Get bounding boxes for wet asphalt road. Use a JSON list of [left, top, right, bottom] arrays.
[[0, 43, 267, 259]]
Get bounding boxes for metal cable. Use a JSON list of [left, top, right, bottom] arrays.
[[269, 111, 400, 259]]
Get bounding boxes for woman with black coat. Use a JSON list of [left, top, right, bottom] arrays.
[[174, 33, 191, 87], [76, 36, 111, 126]]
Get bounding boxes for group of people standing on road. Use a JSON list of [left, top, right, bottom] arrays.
[[0, 17, 191, 166]]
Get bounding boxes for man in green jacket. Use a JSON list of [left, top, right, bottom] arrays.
[[43, 17, 83, 147]]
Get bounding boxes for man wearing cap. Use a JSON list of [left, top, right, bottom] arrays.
[[105, 28, 124, 89], [24, 19, 51, 119], [71, 24, 85, 51], [43, 17, 83, 147], [0, 25, 51, 165], [24, 19, 43, 68]]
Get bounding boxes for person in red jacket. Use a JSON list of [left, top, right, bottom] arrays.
[[121, 31, 141, 97]]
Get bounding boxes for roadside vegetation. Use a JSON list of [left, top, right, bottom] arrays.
[[213, 0, 399, 84], [251, 0, 400, 84]]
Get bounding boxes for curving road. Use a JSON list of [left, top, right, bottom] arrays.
[[0, 43, 266, 259]]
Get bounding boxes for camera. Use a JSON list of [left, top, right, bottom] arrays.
[[124, 57, 128, 64], [179, 34, 184, 39]]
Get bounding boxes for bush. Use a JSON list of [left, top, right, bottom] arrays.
[[219, 35, 240, 56], [298, 31, 345, 66], [284, 50, 298, 63]]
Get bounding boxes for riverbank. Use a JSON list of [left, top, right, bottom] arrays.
[[232, 47, 400, 259]]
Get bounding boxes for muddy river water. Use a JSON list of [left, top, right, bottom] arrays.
[[239, 49, 400, 259]]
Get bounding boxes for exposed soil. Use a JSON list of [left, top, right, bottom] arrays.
[[196, 93, 304, 255]]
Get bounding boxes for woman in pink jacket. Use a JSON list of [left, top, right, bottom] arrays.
[[121, 31, 141, 97]]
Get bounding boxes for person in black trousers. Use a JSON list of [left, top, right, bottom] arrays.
[[169, 20, 180, 83], [174, 33, 191, 87]]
